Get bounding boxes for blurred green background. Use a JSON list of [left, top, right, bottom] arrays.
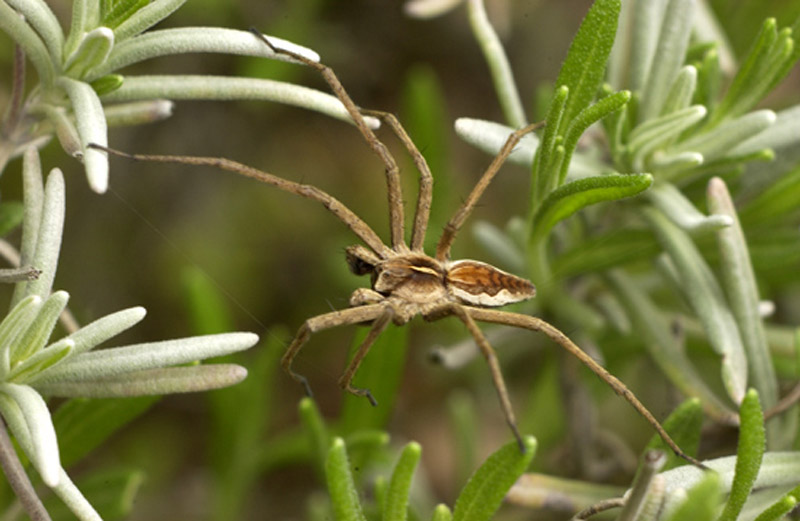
[[2, 0, 800, 519]]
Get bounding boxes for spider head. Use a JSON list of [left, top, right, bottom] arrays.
[[345, 245, 379, 276]]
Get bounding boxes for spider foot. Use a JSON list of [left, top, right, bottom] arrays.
[[345, 385, 378, 407], [290, 372, 314, 398]]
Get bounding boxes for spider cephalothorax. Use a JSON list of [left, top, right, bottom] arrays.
[[94, 30, 703, 467]]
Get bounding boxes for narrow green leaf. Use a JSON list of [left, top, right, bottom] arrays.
[[617, 451, 666, 521], [36, 364, 248, 397], [53, 396, 159, 467], [452, 436, 536, 521], [532, 174, 652, 243], [65, 306, 147, 357], [532, 85, 568, 204], [640, 0, 694, 121], [431, 504, 453, 521], [0, 1, 56, 85], [645, 398, 703, 471], [300, 397, 331, 476], [554, 0, 620, 130], [8, 338, 72, 382], [102, 75, 379, 129], [707, 178, 778, 416], [325, 438, 367, 521], [11, 290, 68, 363], [112, 0, 188, 41], [24, 169, 64, 300], [663, 472, 721, 521], [718, 389, 765, 521], [64, 27, 115, 78], [383, 442, 422, 521], [660, 65, 697, 116], [628, 105, 707, 170], [57, 78, 110, 192], [3, 0, 64, 61], [466, 0, 526, 127], [102, 0, 149, 29], [643, 207, 748, 404], [559, 90, 630, 185], [714, 18, 777, 123], [753, 495, 797, 521], [648, 181, 731, 233], [0, 295, 43, 377]]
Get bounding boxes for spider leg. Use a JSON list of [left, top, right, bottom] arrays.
[[435, 121, 544, 261], [338, 306, 395, 406], [361, 109, 433, 252], [281, 304, 388, 397], [438, 303, 524, 452], [250, 29, 407, 251], [92, 145, 392, 258], [464, 306, 707, 469]]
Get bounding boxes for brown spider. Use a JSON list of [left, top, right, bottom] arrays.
[[92, 30, 702, 467]]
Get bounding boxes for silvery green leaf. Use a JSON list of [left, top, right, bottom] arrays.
[[627, 0, 668, 91], [660, 452, 800, 520], [605, 270, 736, 423], [669, 109, 776, 162], [57, 78, 109, 193], [707, 179, 778, 414], [43, 105, 83, 157], [404, 0, 464, 18], [33, 332, 258, 383], [649, 150, 704, 177], [0, 295, 42, 378], [36, 364, 248, 397], [12, 149, 44, 306], [8, 339, 73, 383], [66, 306, 147, 356], [4, 0, 64, 60], [466, 0, 526, 127], [630, 107, 706, 170], [51, 469, 102, 521], [0, 2, 56, 86], [92, 28, 321, 80], [472, 221, 524, 273], [660, 65, 697, 116], [64, 27, 115, 78], [733, 104, 800, 156], [111, 0, 186, 41], [64, 0, 90, 57], [102, 75, 380, 128], [24, 170, 65, 300], [0, 384, 60, 487], [10, 291, 68, 364], [454, 118, 538, 166], [640, 0, 694, 121], [104, 99, 174, 127], [648, 181, 732, 233], [617, 451, 666, 521], [644, 207, 747, 404]]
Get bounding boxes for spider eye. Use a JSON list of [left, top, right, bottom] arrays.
[[345, 245, 377, 276]]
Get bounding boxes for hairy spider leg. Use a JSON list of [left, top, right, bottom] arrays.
[[281, 304, 388, 398], [337, 307, 395, 406], [361, 109, 434, 252], [464, 306, 707, 469], [442, 303, 524, 451], [90, 145, 393, 258], [250, 29, 407, 252], [435, 121, 544, 261]]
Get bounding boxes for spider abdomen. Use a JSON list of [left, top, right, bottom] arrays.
[[445, 260, 536, 307]]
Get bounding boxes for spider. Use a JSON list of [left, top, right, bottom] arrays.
[[93, 30, 702, 468]]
